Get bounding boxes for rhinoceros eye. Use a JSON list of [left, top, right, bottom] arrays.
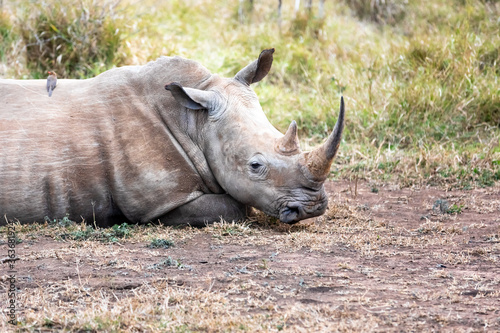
[[248, 155, 268, 178], [250, 162, 262, 171]]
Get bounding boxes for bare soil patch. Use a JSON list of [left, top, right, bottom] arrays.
[[1, 180, 499, 332]]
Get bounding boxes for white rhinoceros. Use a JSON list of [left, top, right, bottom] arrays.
[[0, 49, 344, 226]]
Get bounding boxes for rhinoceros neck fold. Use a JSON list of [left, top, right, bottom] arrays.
[[155, 114, 225, 195], [133, 56, 225, 196]]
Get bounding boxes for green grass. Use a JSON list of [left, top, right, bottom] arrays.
[[57, 221, 134, 242], [0, 8, 15, 61], [447, 204, 464, 215], [148, 238, 175, 249], [0, 0, 498, 186], [148, 256, 183, 270]]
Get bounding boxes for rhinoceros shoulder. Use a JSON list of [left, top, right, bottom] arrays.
[[144, 56, 212, 86]]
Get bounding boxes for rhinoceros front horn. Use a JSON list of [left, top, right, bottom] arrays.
[[305, 97, 345, 181]]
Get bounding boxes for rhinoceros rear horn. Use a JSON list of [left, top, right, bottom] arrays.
[[305, 97, 345, 181], [235, 48, 275, 85], [276, 120, 300, 155], [165, 82, 216, 110]]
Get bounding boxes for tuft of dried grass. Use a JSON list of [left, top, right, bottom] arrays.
[[16, 0, 128, 78]]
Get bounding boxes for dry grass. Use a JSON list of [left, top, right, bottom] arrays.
[[2, 181, 499, 331], [6, 279, 383, 332], [10, 0, 127, 78]]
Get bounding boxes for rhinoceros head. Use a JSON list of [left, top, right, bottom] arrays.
[[165, 49, 345, 224]]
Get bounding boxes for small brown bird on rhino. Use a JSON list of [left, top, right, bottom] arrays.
[[46, 71, 57, 97]]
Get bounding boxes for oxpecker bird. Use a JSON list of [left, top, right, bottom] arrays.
[[46, 71, 57, 97]]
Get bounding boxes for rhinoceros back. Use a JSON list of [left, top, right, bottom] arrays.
[[0, 59, 219, 225]]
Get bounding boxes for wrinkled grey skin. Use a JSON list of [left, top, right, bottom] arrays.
[[0, 49, 344, 226]]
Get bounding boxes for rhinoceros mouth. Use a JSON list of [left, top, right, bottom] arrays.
[[278, 199, 328, 224]]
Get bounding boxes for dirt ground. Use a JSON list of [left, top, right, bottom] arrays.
[[1, 180, 499, 332]]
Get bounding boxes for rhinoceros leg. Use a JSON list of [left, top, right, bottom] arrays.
[[158, 194, 249, 227]]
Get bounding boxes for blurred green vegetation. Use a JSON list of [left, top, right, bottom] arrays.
[[11, 0, 127, 78], [0, 7, 15, 61], [345, 0, 407, 25], [0, 0, 498, 187]]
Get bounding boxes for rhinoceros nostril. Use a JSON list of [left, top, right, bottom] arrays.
[[279, 204, 302, 224], [289, 205, 300, 216]]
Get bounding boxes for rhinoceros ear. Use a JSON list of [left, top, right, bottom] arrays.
[[235, 48, 275, 85], [165, 82, 215, 110]]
